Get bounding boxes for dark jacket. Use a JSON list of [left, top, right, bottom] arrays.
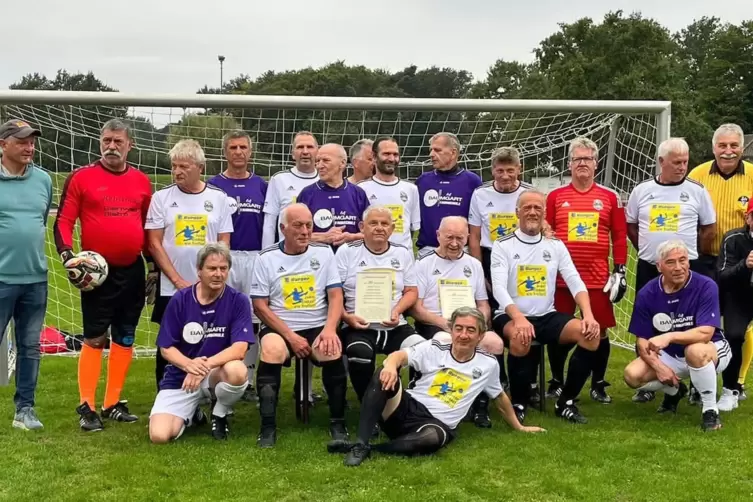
[[717, 226, 753, 335]]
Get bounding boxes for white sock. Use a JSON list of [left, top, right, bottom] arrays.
[[244, 344, 260, 386], [213, 381, 248, 417], [689, 361, 718, 412], [638, 380, 679, 395]]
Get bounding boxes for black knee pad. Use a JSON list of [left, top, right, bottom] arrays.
[[111, 325, 136, 348], [346, 339, 375, 365], [413, 424, 447, 454]]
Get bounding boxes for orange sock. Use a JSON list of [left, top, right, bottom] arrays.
[[104, 342, 134, 409], [78, 344, 103, 408]]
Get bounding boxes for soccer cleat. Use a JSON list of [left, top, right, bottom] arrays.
[[513, 404, 526, 425], [590, 381, 613, 404], [76, 402, 104, 432], [242, 385, 259, 402], [687, 384, 701, 406], [257, 427, 277, 448], [717, 388, 739, 412], [657, 382, 688, 414], [473, 410, 492, 429], [211, 414, 229, 440], [701, 409, 722, 432], [344, 442, 371, 467], [12, 407, 43, 431], [187, 407, 207, 428], [101, 400, 138, 423], [555, 400, 588, 424], [327, 439, 353, 454], [632, 390, 655, 403], [329, 420, 349, 442], [545, 380, 563, 399]]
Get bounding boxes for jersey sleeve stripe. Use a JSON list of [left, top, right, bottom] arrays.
[[325, 282, 343, 290]]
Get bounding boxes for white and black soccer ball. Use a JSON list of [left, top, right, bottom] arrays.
[[68, 251, 109, 292]]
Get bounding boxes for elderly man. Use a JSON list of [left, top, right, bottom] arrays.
[[327, 307, 544, 467], [208, 130, 267, 401], [336, 205, 424, 402], [262, 131, 320, 247], [626, 137, 716, 403], [416, 132, 482, 256], [298, 143, 370, 249], [623, 240, 730, 432], [146, 139, 234, 388], [251, 203, 348, 448], [545, 137, 628, 404], [491, 189, 600, 425], [54, 119, 153, 431], [149, 243, 253, 442], [412, 215, 505, 428], [358, 137, 421, 250], [347, 139, 374, 184], [0, 119, 51, 431]]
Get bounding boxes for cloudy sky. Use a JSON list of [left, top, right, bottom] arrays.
[[2, 0, 752, 94]]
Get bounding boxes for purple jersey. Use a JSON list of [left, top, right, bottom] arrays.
[[157, 285, 255, 390], [208, 173, 267, 251], [416, 168, 482, 249], [628, 272, 724, 358], [298, 180, 370, 241]]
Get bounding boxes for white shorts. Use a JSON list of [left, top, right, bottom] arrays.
[[150, 371, 215, 421], [658, 340, 732, 379], [228, 250, 259, 323]]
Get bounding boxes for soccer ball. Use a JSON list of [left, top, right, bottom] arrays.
[[67, 251, 109, 292]]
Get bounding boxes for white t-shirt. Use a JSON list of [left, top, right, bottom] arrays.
[[626, 177, 716, 262], [406, 340, 503, 429], [249, 242, 341, 331], [469, 181, 533, 249], [357, 177, 420, 249], [263, 167, 318, 222], [145, 184, 234, 297], [335, 240, 416, 328], [415, 251, 487, 317], [490, 229, 586, 317]]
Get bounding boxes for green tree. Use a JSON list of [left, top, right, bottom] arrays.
[[167, 113, 241, 175]]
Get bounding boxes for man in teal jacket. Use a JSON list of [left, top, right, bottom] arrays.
[[0, 119, 52, 430]]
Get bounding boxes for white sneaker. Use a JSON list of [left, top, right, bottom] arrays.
[[717, 387, 739, 412]]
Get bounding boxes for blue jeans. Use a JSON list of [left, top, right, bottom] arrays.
[[0, 281, 47, 411]]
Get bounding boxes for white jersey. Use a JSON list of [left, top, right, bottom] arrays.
[[357, 177, 421, 249], [415, 251, 487, 317], [263, 167, 318, 222], [406, 340, 503, 429], [490, 229, 586, 317], [145, 184, 234, 297], [469, 181, 533, 249], [335, 240, 417, 328], [250, 242, 341, 331], [626, 177, 716, 262]]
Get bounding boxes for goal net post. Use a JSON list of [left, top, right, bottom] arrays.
[[0, 90, 671, 361]]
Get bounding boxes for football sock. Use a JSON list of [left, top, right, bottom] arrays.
[[591, 336, 611, 385], [548, 343, 572, 384], [722, 339, 744, 390], [689, 361, 718, 412], [78, 344, 103, 408], [103, 342, 133, 409], [507, 353, 531, 406], [739, 325, 753, 385], [257, 361, 281, 429], [213, 381, 248, 418], [357, 369, 399, 445], [372, 426, 445, 456], [348, 357, 375, 403], [558, 346, 595, 406], [637, 380, 678, 396], [244, 343, 259, 386], [322, 358, 347, 420]]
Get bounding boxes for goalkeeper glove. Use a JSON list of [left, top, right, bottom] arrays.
[[145, 259, 159, 305], [60, 250, 95, 290], [602, 264, 627, 303]]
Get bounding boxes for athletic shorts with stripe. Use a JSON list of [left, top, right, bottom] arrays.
[[658, 340, 732, 378]]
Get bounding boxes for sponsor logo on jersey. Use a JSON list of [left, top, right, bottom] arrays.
[[652, 313, 673, 332], [170, 201, 179, 208], [358, 261, 367, 267], [277, 266, 286, 273], [432, 269, 441, 275], [423, 189, 464, 208], [739, 195, 750, 207], [313, 209, 334, 229], [182, 322, 204, 344]]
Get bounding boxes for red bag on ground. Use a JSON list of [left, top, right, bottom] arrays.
[[40, 326, 69, 354]]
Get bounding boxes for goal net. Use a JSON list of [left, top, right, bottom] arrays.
[[0, 92, 670, 358]]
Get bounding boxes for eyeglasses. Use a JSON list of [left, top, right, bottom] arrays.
[[571, 157, 596, 164]]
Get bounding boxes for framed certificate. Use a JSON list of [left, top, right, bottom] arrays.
[[355, 270, 393, 323], [438, 282, 475, 320]]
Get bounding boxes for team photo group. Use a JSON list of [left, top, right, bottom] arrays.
[[1, 116, 752, 467]]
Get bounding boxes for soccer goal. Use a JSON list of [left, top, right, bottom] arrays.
[[0, 90, 671, 361]]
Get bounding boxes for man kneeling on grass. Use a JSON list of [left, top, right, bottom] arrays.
[[328, 306, 544, 466], [149, 243, 254, 443]]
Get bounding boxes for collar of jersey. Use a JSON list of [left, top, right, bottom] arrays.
[[291, 167, 318, 179], [434, 165, 463, 177], [709, 159, 745, 179], [219, 171, 252, 181], [435, 250, 465, 261], [95, 159, 130, 176], [653, 175, 685, 187], [316, 179, 348, 191], [514, 229, 543, 244], [371, 176, 399, 186], [278, 240, 309, 256], [191, 283, 225, 307], [658, 271, 693, 295], [492, 180, 524, 194]]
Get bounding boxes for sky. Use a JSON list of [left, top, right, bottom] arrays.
[[3, 0, 752, 95]]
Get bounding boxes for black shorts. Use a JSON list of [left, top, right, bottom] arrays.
[[258, 325, 325, 367], [342, 324, 420, 356], [80, 258, 145, 339], [381, 390, 456, 445], [414, 321, 443, 340], [492, 311, 575, 346], [480, 246, 498, 311]]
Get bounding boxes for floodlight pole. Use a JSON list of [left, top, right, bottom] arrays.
[[218, 55, 225, 93]]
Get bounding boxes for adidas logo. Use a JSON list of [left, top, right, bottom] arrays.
[[486, 201, 494, 207], [358, 261, 367, 266], [277, 266, 286, 273], [648, 194, 655, 200], [562, 201, 570, 207], [170, 202, 179, 208], [287, 185, 295, 190], [432, 269, 441, 275], [369, 194, 377, 200], [513, 254, 520, 259]]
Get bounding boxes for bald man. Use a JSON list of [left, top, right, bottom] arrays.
[[298, 143, 371, 250]]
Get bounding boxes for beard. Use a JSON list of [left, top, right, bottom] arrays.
[[376, 160, 397, 175]]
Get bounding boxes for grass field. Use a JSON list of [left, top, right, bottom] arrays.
[[8, 172, 751, 501]]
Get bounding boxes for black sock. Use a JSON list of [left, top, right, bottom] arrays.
[[257, 361, 281, 429], [507, 352, 531, 407], [322, 358, 347, 420], [357, 369, 399, 444], [723, 339, 744, 390], [471, 393, 490, 415], [548, 343, 572, 384], [529, 345, 540, 386], [591, 337, 611, 386], [348, 359, 376, 402], [155, 349, 168, 392], [558, 346, 595, 406], [372, 426, 445, 456], [496, 354, 508, 387]]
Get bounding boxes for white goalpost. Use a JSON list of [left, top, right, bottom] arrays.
[[0, 90, 671, 367]]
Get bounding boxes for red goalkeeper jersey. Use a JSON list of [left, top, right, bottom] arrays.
[[53, 161, 152, 267], [546, 182, 627, 289]]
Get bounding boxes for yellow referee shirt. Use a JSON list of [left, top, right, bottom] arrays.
[[688, 160, 753, 255]]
